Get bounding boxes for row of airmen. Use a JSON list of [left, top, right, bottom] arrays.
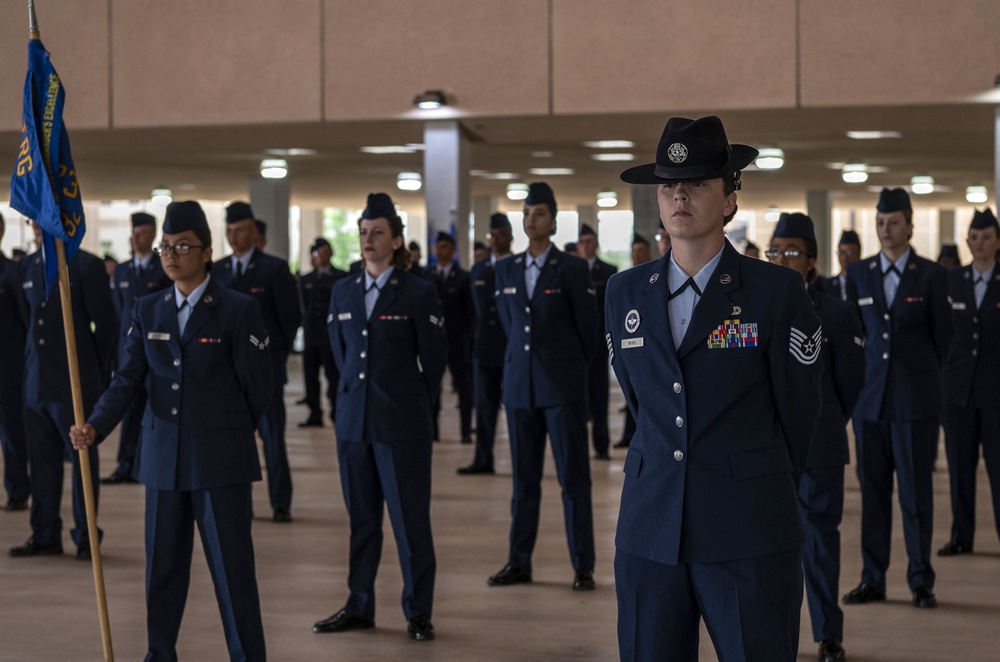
[[1, 122, 998, 659]]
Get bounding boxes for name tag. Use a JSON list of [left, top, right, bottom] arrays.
[[338, 312, 352, 321], [503, 287, 517, 295], [951, 302, 967, 310], [621, 338, 644, 349], [858, 297, 874, 306], [118, 281, 130, 288], [474, 280, 486, 286], [22, 280, 32, 289], [147, 332, 171, 341]]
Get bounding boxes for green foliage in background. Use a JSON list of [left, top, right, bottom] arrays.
[[324, 208, 360, 271]]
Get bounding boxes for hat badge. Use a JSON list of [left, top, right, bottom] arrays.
[[625, 309, 641, 333], [667, 143, 688, 164]]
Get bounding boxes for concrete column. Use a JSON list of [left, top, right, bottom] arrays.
[[938, 209, 956, 247], [995, 107, 1000, 210], [630, 185, 659, 242], [806, 190, 833, 277], [472, 195, 496, 262], [578, 205, 598, 234], [424, 120, 471, 267], [249, 178, 291, 261], [299, 207, 324, 270]]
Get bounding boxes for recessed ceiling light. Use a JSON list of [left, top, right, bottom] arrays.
[[966, 185, 988, 204], [528, 168, 575, 176], [265, 148, 318, 156], [755, 148, 784, 170], [471, 171, 521, 180], [583, 140, 635, 149], [260, 158, 288, 179], [506, 183, 529, 200], [910, 175, 934, 195], [841, 163, 869, 183], [360, 145, 421, 154], [846, 131, 902, 140], [531, 151, 554, 158], [597, 191, 618, 208], [591, 153, 635, 162], [151, 188, 172, 205], [397, 172, 422, 191], [765, 206, 782, 223]]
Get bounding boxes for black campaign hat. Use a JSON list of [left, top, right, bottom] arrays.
[[435, 231, 455, 246], [621, 116, 758, 186], [773, 213, 816, 244], [839, 229, 861, 246], [362, 193, 396, 220], [163, 201, 208, 234], [489, 212, 511, 230], [579, 223, 596, 238], [876, 188, 912, 213], [970, 208, 999, 233], [131, 212, 155, 228], [225, 201, 254, 224], [524, 182, 557, 215]]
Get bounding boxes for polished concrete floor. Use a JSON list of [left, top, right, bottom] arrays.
[[3, 363, 1000, 661]]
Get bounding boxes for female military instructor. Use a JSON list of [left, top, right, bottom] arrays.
[[313, 192, 446, 642]]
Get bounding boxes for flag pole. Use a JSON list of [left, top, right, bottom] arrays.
[[28, 2, 114, 660]]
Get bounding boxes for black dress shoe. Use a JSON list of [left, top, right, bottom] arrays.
[[273, 509, 293, 523], [298, 417, 323, 428], [612, 439, 630, 449], [407, 618, 435, 641], [4, 498, 29, 511], [487, 564, 532, 587], [76, 542, 92, 561], [937, 541, 973, 556], [456, 464, 495, 475], [818, 638, 845, 662], [912, 587, 937, 609], [312, 609, 374, 633], [594, 451, 611, 460], [573, 569, 595, 591], [842, 583, 886, 605], [9, 538, 63, 558], [101, 472, 138, 485]]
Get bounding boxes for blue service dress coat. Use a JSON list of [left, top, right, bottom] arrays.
[[467, 257, 509, 469], [941, 261, 1000, 547], [587, 257, 618, 453], [494, 247, 598, 409], [0, 251, 29, 503], [326, 267, 446, 622], [606, 241, 823, 567], [432, 265, 475, 437], [300, 265, 349, 419]]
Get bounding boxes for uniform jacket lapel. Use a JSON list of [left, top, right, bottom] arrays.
[[866, 257, 888, 312], [677, 242, 741, 359], [531, 246, 561, 300], [181, 279, 221, 344], [155, 289, 182, 341], [891, 250, 921, 309], [370, 271, 401, 320], [977, 261, 1000, 311], [633, 254, 680, 372]]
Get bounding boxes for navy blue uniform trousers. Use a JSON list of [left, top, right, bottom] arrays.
[[25, 400, 100, 548], [338, 439, 435, 621], [145, 483, 264, 662], [855, 418, 938, 591], [302, 343, 338, 420], [798, 465, 845, 642], [943, 404, 1000, 547], [259, 377, 292, 512], [0, 356, 29, 503], [472, 362, 503, 469], [616, 549, 802, 662], [507, 403, 595, 572]]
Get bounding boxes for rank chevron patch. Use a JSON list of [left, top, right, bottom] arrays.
[[789, 326, 822, 365]]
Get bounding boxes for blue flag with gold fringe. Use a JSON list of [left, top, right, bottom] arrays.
[[10, 39, 85, 294]]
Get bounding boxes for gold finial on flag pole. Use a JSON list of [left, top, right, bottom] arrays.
[[28, 0, 39, 39]]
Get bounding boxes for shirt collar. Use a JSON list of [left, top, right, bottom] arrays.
[[364, 266, 394, 291], [491, 252, 512, 266], [586, 257, 597, 269], [135, 253, 153, 270], [667, 245, 725, 294], [974, 262, 995, 282], [879, 248, 911, 274], [232, 247, 256, 269], [174, 274, 211, 309], [525, 244, 553, 268], [438, 262, 452, 278]]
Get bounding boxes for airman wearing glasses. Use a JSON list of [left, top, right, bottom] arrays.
[[768, 213, 865, 662], [71, 201, 273, 660]]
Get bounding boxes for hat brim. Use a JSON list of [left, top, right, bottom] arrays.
[[620, 144, 759, 185]]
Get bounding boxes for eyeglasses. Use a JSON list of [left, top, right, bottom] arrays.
[[153, 243, 206, 256], [836, 248, 857, 257], [765, 248, 809, 259]]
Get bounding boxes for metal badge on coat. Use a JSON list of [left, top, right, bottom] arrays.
[[625, 309, 641, 333]]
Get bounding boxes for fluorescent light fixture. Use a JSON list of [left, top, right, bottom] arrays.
[[597, 191, 618, 208], [260, 158, 288, 179], [966, 185, 989, 204], [531, 150, 554, 158], [361, 145, 421, 154], [413, 90, 446, 110], [591, 153, 636, 162], [151, 188, 172, 205], [910, 175, 934, 195], [841, 163, 869, 183], [506, 183, 529, 201], [396, 172, 422, 191], [583, 140, 635, 149], [528, 168, 575, 176], [755, 148, 785, 170], [264, 148, 317, 156], [847, 131, 902, 140], [471, 171, 520, 180], [764, 206, 782, 223]]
